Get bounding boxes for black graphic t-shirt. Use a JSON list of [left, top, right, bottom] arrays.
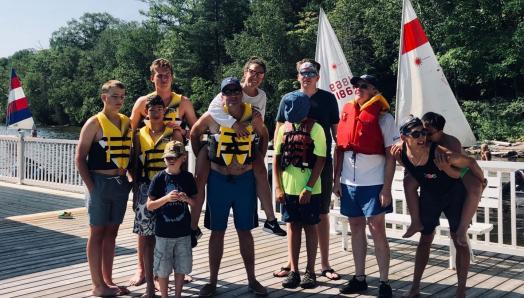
[[148, 170, 197, 238]]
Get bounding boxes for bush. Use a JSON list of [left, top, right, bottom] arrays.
[[462, 97, 524, 142]]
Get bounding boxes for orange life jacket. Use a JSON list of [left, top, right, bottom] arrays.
[[336, 94, 389, 155]]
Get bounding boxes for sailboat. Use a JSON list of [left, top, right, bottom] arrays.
[[315, 7, 355, 114], [6, 68, 35, 134], [395, 0, 476, 146]]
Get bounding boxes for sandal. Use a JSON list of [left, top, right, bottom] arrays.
[[58, 211, 73, 219], [321, 268, 340, 280], [273, 266, 291, 278]]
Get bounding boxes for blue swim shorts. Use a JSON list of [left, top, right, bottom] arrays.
[[204, 170, 258, 231], [281, 194, 321, 225], [340, 184, 393, 218]]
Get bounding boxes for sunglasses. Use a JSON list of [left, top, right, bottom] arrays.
[[300, 71, 318, 78], [165, 156, 177, 161], [247, 68, 265, 77], [352, 83, 368, 89], [222, 88, 242, 96], [407, 129, 428, 138]]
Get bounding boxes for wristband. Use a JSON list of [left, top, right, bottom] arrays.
[[459, 167, 470, 178], [304, 185, 313, 192]]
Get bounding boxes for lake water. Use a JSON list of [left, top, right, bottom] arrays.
[[0, 126, 81, 140]]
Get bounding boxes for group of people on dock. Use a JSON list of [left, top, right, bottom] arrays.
[[75, 57, 487, 298]]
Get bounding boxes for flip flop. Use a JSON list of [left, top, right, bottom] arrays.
[[273, 266, 291, 278], [321, 268, 341, 280], [58, 211, 73, 219], [184, 274, 193, 283]]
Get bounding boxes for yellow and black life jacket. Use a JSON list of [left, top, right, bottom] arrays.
[[209, 103, 257, 166], [88, 112, 132, 170], [145, 91, 182, 126], [138, 126, 173, 181]]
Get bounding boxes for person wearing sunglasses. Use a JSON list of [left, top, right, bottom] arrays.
[[391, 112, 485, 247], [398, 117, 485, 298], [273, 58, 340, 281], [189, 77, 269, 297], [333, 74, 397, 297], [199, 57, 287, 237]]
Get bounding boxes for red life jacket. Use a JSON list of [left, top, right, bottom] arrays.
[[280, 118, 317, 170], [336, 94, 389, 155]]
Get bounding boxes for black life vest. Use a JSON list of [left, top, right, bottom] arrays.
[[280, 118, 317, 170]]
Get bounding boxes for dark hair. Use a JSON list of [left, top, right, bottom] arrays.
[[145, 95, 165, 109], [150, 58, 173, 76], [400, 116, 423, 135], [422, 112, 446, 131], [243, 56, 267, 74], [296, 58, 321, 72]]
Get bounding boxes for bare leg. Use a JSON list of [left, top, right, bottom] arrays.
[[348, 217, 367, 276], [273, 224, 292, 277], [208, 231, 225, 285], [192, 146, 209, 230], [456, 173, 483, 246], [237, 230, 257, 282], [158, 277, 169, 298], [451, 233, 470, 298], [101, 224, 119, 286], [367, 214, 390, 281], [403, 174, 423, 238], [174, 272, 185, 298], [317, 213, 337, 277], [143, 235, 156, 297], [288, 223, 302, 272], [87, 226, 119, 297], [303, 224, 318, 273], [406, 232, 434, 298], [253, 154, 276, 220], [128, 236, 145, 286]]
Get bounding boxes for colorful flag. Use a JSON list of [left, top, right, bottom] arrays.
[[315, 8, 355, 114], [7, 69, 34, 130], [395, 0, 476, 146]]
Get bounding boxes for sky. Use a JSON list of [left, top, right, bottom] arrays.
[[0, 0, 149, 58]]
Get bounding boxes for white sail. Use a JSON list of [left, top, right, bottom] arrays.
[[315, 7, 355, 113], [396, 0, 476, 146]]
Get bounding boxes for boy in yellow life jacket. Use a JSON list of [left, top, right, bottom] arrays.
[[129, 58, 198, 285], [75, 80, 132, 297], [130, 95, 175, 298]]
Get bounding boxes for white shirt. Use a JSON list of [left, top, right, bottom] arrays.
[[340, 113, 400, 186], [208, 88, 267, 128]]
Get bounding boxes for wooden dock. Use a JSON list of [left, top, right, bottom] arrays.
[[0, 182, 523, 297]]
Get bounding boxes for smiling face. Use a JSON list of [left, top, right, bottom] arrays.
[[243, 63, 265, 89], [353, 80, 378, 104], [101, 86, 125, 112], [297, 70, 319, 91], [402, 125, 428, 149]]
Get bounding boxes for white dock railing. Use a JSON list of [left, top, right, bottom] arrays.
[[1, 136, 523, 255]]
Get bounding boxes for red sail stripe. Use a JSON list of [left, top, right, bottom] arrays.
[[402, 18, 428, 54], [8, 98, 29, 112], [10, 75, 21, 89]]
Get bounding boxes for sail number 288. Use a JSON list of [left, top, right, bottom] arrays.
[[329, 76, 354, 100]]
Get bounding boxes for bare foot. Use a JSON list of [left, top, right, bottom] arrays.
[[184, 274, 193, 283], [91, 285, 119, 297], [403, 222, 423, 238], [402, 286, 420, 298], [128, 270, 146, 286], [107, 284, 130, 296]]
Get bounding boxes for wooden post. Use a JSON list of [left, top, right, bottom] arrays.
[[17, 130, 25, 184]]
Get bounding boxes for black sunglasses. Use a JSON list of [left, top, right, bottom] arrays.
[[408, 129, 428, 138], [353, 83, 368, 89], [222, 88, 242, 96]]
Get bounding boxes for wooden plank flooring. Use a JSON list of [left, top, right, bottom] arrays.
[[0, 183, 523, 297]]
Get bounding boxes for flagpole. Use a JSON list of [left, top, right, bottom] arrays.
[[395, 0, 407, 125]]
